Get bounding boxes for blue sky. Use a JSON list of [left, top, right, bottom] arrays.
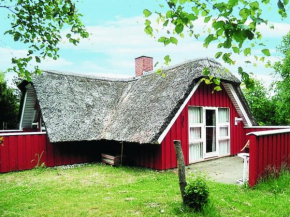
[[1, 0, 290, 86]]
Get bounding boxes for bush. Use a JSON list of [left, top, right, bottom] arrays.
[[184, 175, 209, 211]]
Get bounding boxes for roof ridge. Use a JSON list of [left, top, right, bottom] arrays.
[[42, 70, 137, 82], [41, 57, 222, 81]]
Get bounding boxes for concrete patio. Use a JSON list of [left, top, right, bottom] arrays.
[[187, 156, 247, 184]]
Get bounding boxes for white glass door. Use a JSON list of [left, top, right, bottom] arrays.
[[188, 106, 230, 163], [204, 108, 218, 158]]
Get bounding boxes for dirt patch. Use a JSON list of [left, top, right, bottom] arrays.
[[187, 156, 246, 184]]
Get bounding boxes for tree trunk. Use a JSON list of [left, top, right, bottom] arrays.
[[173, 140, 187, 204]]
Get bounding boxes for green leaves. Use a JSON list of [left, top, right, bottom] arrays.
[[146, 0, 285, 89], [262, 49, 271, 56], [215, 52, 223, 59], [158, 36, 178, 45], [143, 9, 152, 17], [144, 25, 153, 36], [232, 47, 240, 54], [35, 56, 41, 63], [166, 10, 175, 18], [4, 0, 89, 80], [170, 37, 178, 45], [244, 48, 251, 56], [13, 32, 21, 42], [204, 16, 211, 23], [239, 8, 250, 20], [204, 34, 216, 48], [175, 24, 184, 34], [164, 55, 171, 65]]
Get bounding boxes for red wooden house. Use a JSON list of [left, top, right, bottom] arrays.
[[1, 56, 290, 186]]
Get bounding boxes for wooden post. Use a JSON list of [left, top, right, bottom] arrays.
[[173, 140, 187, 204], [120, 141, 124, 166]]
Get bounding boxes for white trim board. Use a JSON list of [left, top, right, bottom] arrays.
[[157, 80, 201, 144], [247, 129, 290, 136], [244, 126, 290, 129], [19, 90, 28, 130], [0, 132, 46, 136], [222, 83, 252, 127]]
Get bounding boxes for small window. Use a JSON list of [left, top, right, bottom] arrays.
[[190, 127, 201, 141], [218, 108, 229, 123], [189, 107, 203, 124]]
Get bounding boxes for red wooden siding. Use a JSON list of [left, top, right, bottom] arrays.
[[248, 131, 290, 186], [159, 82, 247, 170], [0, 133, 99, 173]]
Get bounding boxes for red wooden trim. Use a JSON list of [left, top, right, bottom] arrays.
[[249, 134, 258, 187]]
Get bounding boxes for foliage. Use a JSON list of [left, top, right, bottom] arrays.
[[143, 0, 289, 88], [184, 174, 209, 211], [271, 31, 290, 125], [243, 31, 290, 126], [1, 0, 89, 81], [255, 169, 290, 199], [0, 72, 19, 129], [242, 78, 276, 125]]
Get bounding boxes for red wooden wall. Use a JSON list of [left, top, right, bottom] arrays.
[[159, 82, 246, 170], [0, 133, 99, 173], [248, 132, 290, 186]]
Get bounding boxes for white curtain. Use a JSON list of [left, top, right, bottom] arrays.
[[189, 107, 202, 124], [219, 140, 230, 155], [190, 127, 201, 141], [189, 143, 203, 161], [220, 127, 228, 137], [218, 108, 229, 123]]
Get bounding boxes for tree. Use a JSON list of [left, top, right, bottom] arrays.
[[143, 0, 289, 88], [0, 73, 19, 129], [242, 79, 275, 125], [271, 31, 290, 125], [243, 31, 290, 126], [1, 0, 89, 81]]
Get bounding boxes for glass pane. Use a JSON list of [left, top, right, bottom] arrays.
[[220, 126, 228, 137], [206, 127, 216, 152], [189, 143, 203, 161], [218, 108, 229, 123], [219, 140, 230, 155], [206, 110, 216, 126], [189, 107, 202, 124], [190, 127, 201, 141]]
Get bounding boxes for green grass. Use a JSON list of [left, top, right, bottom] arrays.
[[0, 163, 290, 217]]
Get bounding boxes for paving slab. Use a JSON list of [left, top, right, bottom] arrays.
[[186, 156, 247, 184]]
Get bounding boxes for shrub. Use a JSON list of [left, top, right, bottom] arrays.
[[184, 175, 209, 211]]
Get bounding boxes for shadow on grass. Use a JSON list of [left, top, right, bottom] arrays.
[[170, 201, 221, 217]]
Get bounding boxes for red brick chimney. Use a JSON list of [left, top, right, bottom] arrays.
[[135, 56, 153, 77]]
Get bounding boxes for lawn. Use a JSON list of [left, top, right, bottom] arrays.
[[0, 163, 290, 217]]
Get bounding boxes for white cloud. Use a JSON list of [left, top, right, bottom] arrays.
[[2, 15, 287, 86], [257, 22, 290, 38], [0, 47, 74, 85], [58, 16, 284, 82]]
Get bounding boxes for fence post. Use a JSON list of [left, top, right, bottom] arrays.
[[173, 140, 187, 204], [249, 134, 257, 187]]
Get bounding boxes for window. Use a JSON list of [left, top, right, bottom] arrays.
[[218, 108, 230, 155], [188, 107, 231, 163], [188, 107, 203, 162]]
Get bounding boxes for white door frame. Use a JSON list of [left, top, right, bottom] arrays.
[[203, 107, 218, 158]]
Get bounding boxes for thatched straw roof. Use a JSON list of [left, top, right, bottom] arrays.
[[30, 58, 255, 144]]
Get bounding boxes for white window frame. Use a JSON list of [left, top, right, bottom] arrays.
[[203, 107, 218, 158], [217, 107, 231, 156], [188, 106, 205, 163], [188, 106, 231, 162]]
